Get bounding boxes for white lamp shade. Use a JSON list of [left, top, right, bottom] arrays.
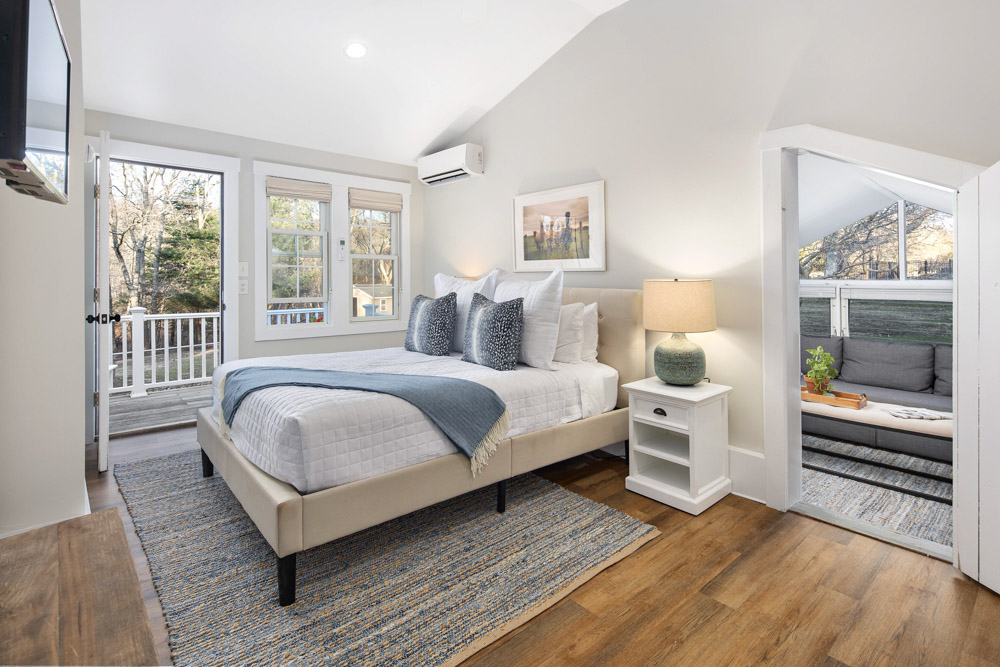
[[643, 279, 717, 333]]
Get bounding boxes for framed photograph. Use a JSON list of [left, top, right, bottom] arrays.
[[513, 180, 605, 272]]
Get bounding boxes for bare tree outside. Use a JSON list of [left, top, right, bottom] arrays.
[[108, 161, 221, 314], [799, 202, 952, 280]]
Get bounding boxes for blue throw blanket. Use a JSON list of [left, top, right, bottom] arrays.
[[219, 366, 510, 475]]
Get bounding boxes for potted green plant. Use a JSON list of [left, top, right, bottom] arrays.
[[804, 345, 838, 395]]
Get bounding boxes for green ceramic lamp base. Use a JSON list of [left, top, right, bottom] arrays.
[[654, 332, 706, 386]]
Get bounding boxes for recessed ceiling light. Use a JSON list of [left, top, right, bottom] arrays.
[[345, 43, 368, 59]]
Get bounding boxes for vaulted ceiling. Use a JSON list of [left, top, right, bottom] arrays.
[[81, 0, 629, 165]]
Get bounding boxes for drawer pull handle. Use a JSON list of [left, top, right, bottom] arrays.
[[653, 407, 667, 416]]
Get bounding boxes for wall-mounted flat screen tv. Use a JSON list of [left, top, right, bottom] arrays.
[[1, 0, 71, 204]]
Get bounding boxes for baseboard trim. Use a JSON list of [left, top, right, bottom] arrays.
[[729, 446, 766, 504]]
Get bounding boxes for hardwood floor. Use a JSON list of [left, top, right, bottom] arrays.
[[87, 427, 1000, 666], [0, 509, 158, 666]]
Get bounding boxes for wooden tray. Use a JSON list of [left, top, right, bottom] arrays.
[[800, 386, 868, 410]]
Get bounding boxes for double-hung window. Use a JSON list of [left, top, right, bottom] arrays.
[[349, 188, 401, 320], [265, 176, 331, 326]]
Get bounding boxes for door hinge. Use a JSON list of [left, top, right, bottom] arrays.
[[93, 392, 99, 407], [93, 184, 100, 199]]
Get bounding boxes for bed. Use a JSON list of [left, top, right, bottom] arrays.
[[196, 287, 644, 605]]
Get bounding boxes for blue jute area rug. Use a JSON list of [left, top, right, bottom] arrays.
[[115, 450, 658, 666]]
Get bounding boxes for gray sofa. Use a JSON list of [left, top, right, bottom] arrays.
[[800, 335, 953, 461]]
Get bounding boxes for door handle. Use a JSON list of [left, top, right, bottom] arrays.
[[653, 407, 667, 416], [85, 313, 122, 324]]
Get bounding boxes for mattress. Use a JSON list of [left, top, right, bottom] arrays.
[[211, 347, 619, 493]]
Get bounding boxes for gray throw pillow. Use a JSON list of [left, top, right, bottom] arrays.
[[462, 293, 524, 371], [934, 344, 953, 396], [404, 293, 457, 356], [801, 335, 843, 377], [839, 337, 935, 392]]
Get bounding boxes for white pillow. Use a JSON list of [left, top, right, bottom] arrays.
[[581, 302, 599, 362], [434, 270, 499, 352], [493, 266, 564, 369], [553, 303, 585, 363]]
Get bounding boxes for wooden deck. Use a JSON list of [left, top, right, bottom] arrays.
[[109, 385, 212, 437]]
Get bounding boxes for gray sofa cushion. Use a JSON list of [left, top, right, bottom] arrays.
[[801, 335, 844, 377], [934, 344, 953, 396], [839, 338, 935, 392], [817, 379, 953, 412]]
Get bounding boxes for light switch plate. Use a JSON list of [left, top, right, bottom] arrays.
[[238, 261, 249, 277], [239, 279, 249, 295]]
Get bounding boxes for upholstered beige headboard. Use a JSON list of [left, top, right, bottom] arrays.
[[562, 287, 644, 409]]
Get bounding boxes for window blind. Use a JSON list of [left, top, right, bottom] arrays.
[[266, 176, 332, 202], [349, 187, 403, 213]]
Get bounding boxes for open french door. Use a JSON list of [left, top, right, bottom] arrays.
[[95, 131, 113, 473], [955, 159, 1000, 594]]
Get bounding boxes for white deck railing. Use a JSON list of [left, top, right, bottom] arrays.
[[111, 308, 221, 397], [267, 307, 324, 325]]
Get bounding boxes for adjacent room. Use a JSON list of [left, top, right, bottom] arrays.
[[2, 1, 1000, 666], [795, 151, 955, 555]]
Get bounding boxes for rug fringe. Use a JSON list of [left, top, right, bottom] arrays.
[[470, 409, 510, 476]]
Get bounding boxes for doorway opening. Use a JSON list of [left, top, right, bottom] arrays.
[[85, 137, 240, 465], [104, 158, 222, 436], [792, 151, 954, 557]]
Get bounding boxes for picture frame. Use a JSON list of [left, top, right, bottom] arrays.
[[512, 180, 606, 272]]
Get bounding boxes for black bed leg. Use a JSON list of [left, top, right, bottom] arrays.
[[278, 553, 296, 606], [496, 479, 508, 514], [201, 448, 213, 478]]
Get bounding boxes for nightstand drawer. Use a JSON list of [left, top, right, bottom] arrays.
[[634, 396, 688, 430]]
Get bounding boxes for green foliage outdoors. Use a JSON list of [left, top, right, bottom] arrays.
[[109, 163, 221, 315], [805, 346, 838, 395]]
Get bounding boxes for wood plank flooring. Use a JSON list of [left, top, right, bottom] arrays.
[[109, 385, 212, 436], [84, 427, 1000, 666], [0, 509, 158, 666]]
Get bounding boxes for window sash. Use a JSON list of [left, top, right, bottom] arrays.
[[267, 197, 329, 311], [349, 208, 399, 321]]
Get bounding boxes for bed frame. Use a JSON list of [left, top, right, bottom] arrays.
[[196, 287, 644, 605]]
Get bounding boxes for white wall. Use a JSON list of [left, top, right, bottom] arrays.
[[0, 0, 87, 535], [83, 110, 425, 360], [422, 0, 1000, 454]]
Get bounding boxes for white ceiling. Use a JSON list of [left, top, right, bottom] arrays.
[[81, 0, 629, 165], [798, 152, 955, 247]]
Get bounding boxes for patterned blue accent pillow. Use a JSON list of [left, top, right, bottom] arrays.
[[462, 293, 524, 371], [405, 293, 457, 356]]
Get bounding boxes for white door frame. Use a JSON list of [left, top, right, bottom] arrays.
[[85, 137, 241, 364], [759, 125, 983, 564]]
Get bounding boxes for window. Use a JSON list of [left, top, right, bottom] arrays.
[[847, 299, 952, 345], [800, 200, 953, 282], [265, 176, 332, 327], [905, 203, 954, 280], [348, 188, 402, 321], [799, 298, 833, 337], [253, 162, 411, 341]]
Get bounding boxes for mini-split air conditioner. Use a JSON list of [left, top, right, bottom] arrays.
[[417, 143, 484, 186]]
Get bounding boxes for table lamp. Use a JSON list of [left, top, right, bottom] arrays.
[[643, 279, 717, 385]]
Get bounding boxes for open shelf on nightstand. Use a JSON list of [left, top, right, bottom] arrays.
[[633, 451, 690, 495], [632, 420, 690, 465]]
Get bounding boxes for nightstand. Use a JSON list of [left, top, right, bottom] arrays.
[[623, 378, 733, 515]]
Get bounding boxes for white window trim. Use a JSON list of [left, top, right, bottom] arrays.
[[84, 136, 241, 363], [253, 160, 411, 341]]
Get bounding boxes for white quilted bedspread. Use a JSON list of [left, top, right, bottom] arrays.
[[211, 347, 618, 493]]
